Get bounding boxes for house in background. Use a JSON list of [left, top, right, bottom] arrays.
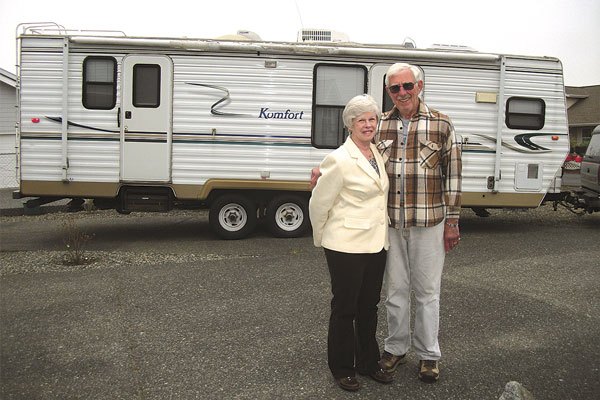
[[0, 67, 17, 189], [565, 85, 600, 154]]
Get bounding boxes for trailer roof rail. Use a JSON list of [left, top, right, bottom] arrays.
[[17, 22, 126, 37]]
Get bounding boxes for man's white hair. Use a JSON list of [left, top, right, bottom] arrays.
[[385, 63, 423, 85]]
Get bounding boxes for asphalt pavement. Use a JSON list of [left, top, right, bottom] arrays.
[[1, 189, 599, 399]]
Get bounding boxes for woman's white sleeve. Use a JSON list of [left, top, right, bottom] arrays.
[[309, 154, 344, 246]]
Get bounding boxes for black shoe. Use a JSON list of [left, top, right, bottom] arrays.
[[360, 368, 394, 384], [336, 376, 360, 391]]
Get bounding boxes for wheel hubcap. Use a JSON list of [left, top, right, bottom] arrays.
[[219, 204, 247, 232], [275, 203, 303, 231]]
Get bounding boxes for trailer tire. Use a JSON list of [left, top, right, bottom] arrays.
[[265, 194, 310, 238], [209, 194, 257, 240]]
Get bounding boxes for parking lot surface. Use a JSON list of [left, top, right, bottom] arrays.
[[1, 201, 599, 399]]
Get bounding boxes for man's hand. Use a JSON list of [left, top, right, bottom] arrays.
[[444, 219, 460, 252], [310, 167, 322, 189]]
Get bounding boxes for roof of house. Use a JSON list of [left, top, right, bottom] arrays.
[[0, 67, 16, 87], [565, 85, 600, 127]]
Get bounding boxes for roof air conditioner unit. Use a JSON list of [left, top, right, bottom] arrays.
[[298, 29, 349, 43]]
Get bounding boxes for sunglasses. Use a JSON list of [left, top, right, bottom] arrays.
[[388, 82, 417, 93]]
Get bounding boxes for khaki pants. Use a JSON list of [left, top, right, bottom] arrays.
[[384, 221, 445, 360]]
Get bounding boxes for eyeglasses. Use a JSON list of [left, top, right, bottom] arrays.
[[388, 82, 417, 93]]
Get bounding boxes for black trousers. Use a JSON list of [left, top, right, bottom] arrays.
[[324, 248, 387, 379]]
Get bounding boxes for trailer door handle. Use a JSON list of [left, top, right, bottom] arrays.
[[117, 107, 121, 127]]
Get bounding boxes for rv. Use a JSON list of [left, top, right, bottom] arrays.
[[13, 23, 569, 239]]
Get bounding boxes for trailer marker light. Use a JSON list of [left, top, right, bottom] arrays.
[[32, 118, 40, 123], [551, 135, 559, 140]]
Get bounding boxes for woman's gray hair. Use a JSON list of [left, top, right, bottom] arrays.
[[385, 63, 423, 85], [342, 94, 380, 130]]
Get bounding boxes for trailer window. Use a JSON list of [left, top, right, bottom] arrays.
[[312, 65, 367, 148], [83, 57, 117, 109], [505, 97, 545, 130], [133, 64, 161, 108]]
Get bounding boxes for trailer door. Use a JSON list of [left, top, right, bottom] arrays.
[[368, 64, 390, 110], [120, 55, 173, 182]]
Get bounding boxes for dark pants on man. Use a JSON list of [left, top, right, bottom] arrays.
[[324, 248, 387, 379]]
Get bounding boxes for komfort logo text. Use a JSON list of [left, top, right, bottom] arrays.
[[259, 108, 305, 120]]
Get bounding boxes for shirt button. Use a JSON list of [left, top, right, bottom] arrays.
[[397, 191, 401, 194]]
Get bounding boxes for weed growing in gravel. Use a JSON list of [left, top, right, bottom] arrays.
[[61, 218, 95, 265]]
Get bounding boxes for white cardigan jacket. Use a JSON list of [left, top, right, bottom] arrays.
[[309, 137, 390, 253]]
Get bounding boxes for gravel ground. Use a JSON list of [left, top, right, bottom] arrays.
[[1, 208, 216, 276], [1, 202, 597, 277]]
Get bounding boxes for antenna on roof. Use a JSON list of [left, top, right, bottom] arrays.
[[295, 0, 304, 29]]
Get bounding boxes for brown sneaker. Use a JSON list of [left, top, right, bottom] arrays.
[[379, 351, 407, 372], [418, 360, 439, 383]]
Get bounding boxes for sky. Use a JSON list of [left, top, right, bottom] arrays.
[[0, 0, 598, 86]]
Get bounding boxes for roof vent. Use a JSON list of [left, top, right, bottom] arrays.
[[298, 29, 349, 42], [236, 30, 262, 41], [429, 43, 476, 52], [216, 30, 262, 41], [402, 37, 417, 49]]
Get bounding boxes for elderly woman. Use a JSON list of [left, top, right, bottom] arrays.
[[309, 94, 392, 392]]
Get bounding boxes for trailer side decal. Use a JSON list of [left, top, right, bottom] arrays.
[[470, 133, 567, 153], [186, 82, 251, 117], [45, 116, 119, 133]]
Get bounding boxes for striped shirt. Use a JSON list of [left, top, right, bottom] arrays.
[[376, 101, 462, 229]]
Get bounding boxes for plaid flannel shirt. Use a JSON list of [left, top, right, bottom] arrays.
[[376, 101, 462, 229]]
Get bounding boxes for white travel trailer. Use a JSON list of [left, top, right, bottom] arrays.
[[14, 24, 569, 238]]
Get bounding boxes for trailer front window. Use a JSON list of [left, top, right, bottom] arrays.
[[83, 57, 117, 109], [506, 97, 545, 130]]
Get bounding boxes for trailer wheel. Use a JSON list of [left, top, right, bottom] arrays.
[[209, 194, 257, 240], [266, 194, 310, 238]]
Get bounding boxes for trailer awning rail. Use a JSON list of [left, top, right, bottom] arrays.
[[68, 36, 502, 63]]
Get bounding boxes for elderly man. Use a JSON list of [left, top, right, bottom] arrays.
[[376, 62, 462, 383]]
